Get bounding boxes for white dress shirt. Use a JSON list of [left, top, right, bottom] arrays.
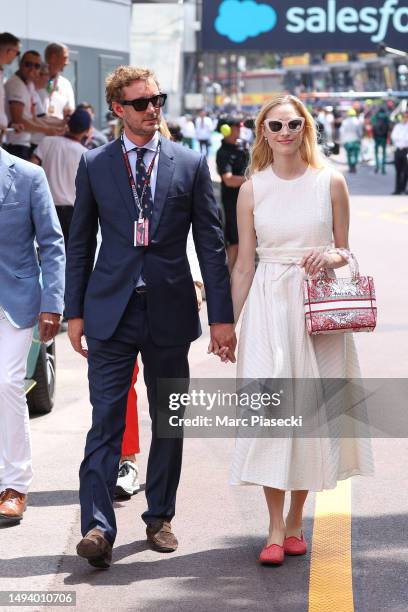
[[123, 130, 202, 286], [391, 122, 408, 149]]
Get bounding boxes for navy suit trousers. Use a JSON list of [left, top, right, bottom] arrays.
[[80, 291, 190, 545]]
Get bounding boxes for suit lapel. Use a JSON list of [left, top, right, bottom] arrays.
[[150, 136, 175, 239], [0, 149, 15, 204], [108, 139, 138, 222]]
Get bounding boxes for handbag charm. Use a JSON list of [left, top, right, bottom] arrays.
[[303, 249, 377, 335]]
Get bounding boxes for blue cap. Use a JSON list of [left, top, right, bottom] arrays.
[[68, 108, 92, 134]]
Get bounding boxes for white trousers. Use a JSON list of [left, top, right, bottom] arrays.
[[0, 308, 34, 494]]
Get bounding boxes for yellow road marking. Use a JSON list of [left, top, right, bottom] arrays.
[[309, 479, 353, 612], [379, 213, 408, 224], [355, 208, 408, 224]]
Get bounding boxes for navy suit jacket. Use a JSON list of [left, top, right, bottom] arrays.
[[65, 135, 234, 345]]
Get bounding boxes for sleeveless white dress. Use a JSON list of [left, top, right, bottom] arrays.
[[230, 165, 374, 491]]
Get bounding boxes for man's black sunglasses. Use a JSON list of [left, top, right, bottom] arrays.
[[23, 60, 41, 69], [119, 93, 167, 112]]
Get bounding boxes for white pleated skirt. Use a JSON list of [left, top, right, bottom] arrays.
[[230, 259, 374, 491]]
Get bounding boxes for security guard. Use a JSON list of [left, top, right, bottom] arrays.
[[216, 115, 250, 272]]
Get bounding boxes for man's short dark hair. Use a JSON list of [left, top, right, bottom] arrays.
[[0, 32, 20, 48], [20, 49, 41, 64]]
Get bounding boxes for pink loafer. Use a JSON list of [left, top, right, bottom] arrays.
[[283, 531, 307, 556], [259, 543, 285, 565]]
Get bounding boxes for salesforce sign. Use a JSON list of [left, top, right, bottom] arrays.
[[202, 0, 408, 51]]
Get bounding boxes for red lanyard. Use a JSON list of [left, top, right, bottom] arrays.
[[120, 134, 160, 219]]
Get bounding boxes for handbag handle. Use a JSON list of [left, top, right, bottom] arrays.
[[329, 248, 360, 279], [312, 248, 360, 281]]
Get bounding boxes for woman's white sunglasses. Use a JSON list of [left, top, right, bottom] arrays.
[[264, 117, 305, 133]]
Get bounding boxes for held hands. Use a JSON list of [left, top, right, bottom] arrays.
[[300, 249, 332, 277], [208, 323, 237, 364], [68, 318, 88, 358], [38, 312, 61, 343]]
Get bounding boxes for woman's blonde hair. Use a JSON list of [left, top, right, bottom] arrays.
[[247, 94, 325, 177]]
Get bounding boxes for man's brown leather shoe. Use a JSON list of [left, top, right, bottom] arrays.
[[146, 520, 178, 552], [76, 528, 112, 569], [0, 488, 27, 523]]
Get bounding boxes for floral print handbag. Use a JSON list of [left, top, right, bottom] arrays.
[[303, 249, 377, 335]]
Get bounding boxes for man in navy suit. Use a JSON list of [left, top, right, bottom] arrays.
[[0, 148, 65, 524], [65, 66, 236, 568]]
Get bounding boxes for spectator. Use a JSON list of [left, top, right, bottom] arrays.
[[31, 62, 51, 150], [0, 147, 65, 526], [76, 102, 108, 149], [33, 62, 51, 115], [179, 114, 196, 149], [43, 42, 75, 119], [195, 109, 213, 157], [390, 111, 408, 195], [31, 108, 91, 246], [371, 107, 390, 175], [0, 32, 21, 138], [167, 121, 183, 143], [216, 116, 249, 272], [340, 108, 363, 173], [5, 50, 65, 160]]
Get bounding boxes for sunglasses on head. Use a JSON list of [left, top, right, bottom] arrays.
[[119, 93, 167, 112], [23, 60, 41, 69], [264, 117, 305, 133]]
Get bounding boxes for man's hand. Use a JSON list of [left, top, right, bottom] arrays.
[[10, 122, 25, 133], [208, 323, 236, 363], [68, 317, 88, 358], [38, 312, 61, 343]]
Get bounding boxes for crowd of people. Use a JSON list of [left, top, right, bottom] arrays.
[[162, 101, 408, 200]]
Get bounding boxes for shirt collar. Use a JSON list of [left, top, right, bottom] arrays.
[[122, 130, 160, 153]]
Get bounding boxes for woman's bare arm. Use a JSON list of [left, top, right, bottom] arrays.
[[231, 179, 257, 325]]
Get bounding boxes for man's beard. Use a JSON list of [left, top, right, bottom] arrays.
[[128, 115, 161, 136]]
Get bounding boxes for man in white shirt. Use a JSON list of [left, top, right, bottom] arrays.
[[30, 62, 51, 149], [339, 109, 363, 173], [195, 110, 213, 157], [32, 108, 91, 246], [390, 112, 408, 195], [5, 50, 65, 159], [41, 43, 75, 119], [0, 32, 21, 139]]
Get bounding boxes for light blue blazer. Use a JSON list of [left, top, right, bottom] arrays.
[[0, 148, 65, 328]]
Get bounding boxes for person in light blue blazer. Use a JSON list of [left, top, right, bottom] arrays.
[[0, 147, 65, 525]]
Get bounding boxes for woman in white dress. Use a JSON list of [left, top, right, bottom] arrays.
[[228, 95, 373, 565]]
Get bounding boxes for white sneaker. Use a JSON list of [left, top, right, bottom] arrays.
[[114, 460, 140, 498]]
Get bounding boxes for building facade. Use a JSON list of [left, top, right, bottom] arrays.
[[0, 0, 131, 127]]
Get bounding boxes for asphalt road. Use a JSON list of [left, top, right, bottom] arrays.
[[0, 157, 407, 612]]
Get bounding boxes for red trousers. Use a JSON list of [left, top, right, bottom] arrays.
[[121, 361, 140, 456]]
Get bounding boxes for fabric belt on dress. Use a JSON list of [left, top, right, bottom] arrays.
[[256, 246, 328, 265]]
